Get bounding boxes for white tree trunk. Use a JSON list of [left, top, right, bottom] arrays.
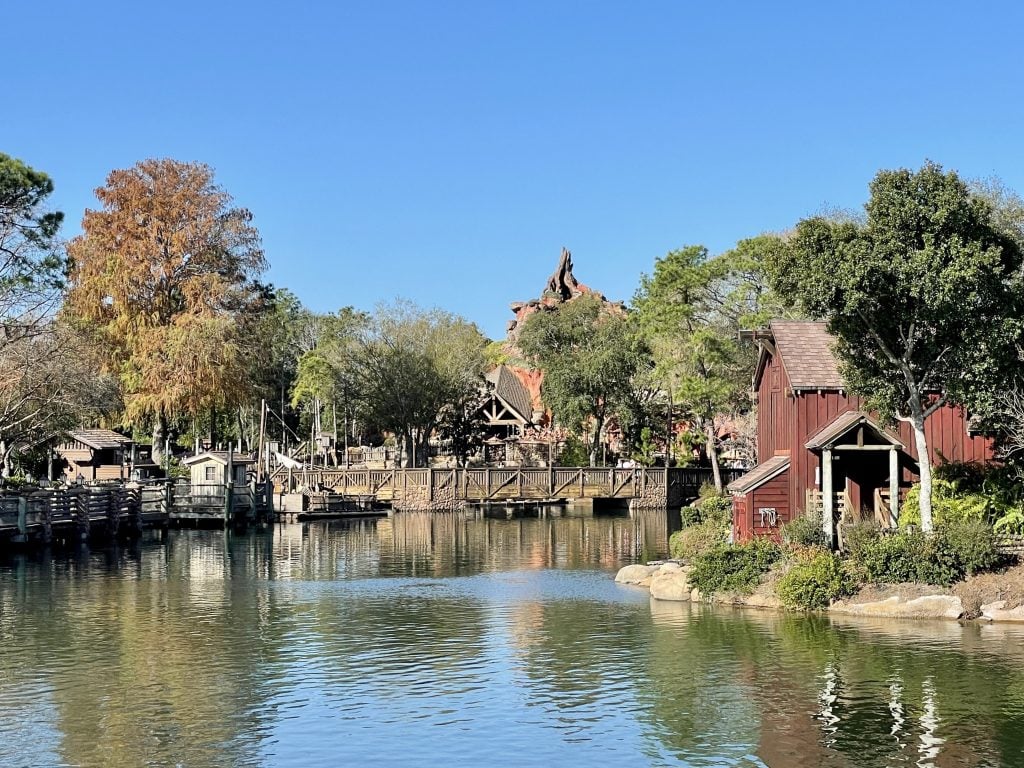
[[911, 414, 934, 532], [706, 422, 723, 492]]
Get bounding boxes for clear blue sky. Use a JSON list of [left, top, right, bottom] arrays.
[[6, 2, 1024, 339]]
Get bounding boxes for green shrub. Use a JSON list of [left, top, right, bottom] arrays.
[[558, 436, 589, 467], [669, 519, 728, 561], [782, 512, 828, 549], [845, 527, 926, 583], [680, 492, 732, 528], [844, 521, 1001, 587], [994, 506, 1024, 534], [776, 550, 856, 610], [689, 539, 781, 596], [902, 479, 991, 528], [933, 520, 1001, 578]]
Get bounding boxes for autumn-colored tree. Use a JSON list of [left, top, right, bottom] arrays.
[[64, 159, 266, 461]]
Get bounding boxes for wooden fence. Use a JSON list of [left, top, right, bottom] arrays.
[[0, 478, 273, 546]]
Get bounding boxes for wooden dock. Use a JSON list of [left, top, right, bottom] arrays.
[[275, 466, 744, 510], [0, 479, 275, 547]]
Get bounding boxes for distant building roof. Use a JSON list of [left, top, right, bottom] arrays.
[[768, 321, 845, 391], [484, 365, 533, 424], [182, 451, 257, 466], [67, 429, 131, 450]]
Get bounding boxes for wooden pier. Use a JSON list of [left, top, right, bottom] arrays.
[[0, 479, 274, 547], [275, 466, 744, 511]]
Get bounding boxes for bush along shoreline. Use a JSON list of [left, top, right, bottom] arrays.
[[616, 483, 1024, 622]]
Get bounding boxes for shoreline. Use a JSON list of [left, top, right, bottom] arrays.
[[615, 561, 1024, 623]]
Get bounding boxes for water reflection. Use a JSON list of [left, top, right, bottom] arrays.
[[0, 514, 1019, 767]]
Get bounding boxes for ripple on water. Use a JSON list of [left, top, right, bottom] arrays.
[[0, 522, 1021, 767]]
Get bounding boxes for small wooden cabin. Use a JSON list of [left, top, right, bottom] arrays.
[[56, 429, 132, 483], [183, 451, 256, 487], [730, 321, 994, 543]]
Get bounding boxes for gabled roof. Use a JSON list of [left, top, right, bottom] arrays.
[[804, 411, 905, 450], [484, 365, 533, 423], [182, 451, 257, 466], [67, 429, 131, 450], [727, 454, 790, 494], [770, 321, 844, 390]]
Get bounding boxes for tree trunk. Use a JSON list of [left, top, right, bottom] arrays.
[[910, 412, 934, 532], [152, 411, 169, 466], [402, 429, 414, 468], [589, 415, 604, 467], [209, 406, 217, 450], [705, 421, 723, 492]]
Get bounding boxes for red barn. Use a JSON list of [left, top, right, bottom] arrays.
[[729, 321, 994, 544]]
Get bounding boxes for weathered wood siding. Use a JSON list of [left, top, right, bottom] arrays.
[[758, 347, 995, 518], [751, 472, 790, 540], [732, 495, 750, 543]]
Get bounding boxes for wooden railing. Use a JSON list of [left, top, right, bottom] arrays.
[[0, 479, 275, 544], [277, 466, 744, 504]]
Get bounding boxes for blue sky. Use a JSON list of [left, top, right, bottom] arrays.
[[6, 2, 1024, 339]]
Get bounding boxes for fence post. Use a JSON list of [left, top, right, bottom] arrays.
[[75, 490, 90, 542], [41, 491, 53, 545], [17, 496, 27, 539], [224, 480, 234, 527], [105, 488, 119, 539]]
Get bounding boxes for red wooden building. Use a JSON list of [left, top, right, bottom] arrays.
[[729, 321, 994, 543]]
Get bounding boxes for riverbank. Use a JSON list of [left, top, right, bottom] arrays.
[[615, 560, 1024, 622]]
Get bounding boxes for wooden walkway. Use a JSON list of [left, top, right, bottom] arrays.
[[0, 480, 274, 546], [278, 466, 743, 507]]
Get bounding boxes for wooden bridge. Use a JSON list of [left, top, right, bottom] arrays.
[[277, 466, 744, 509]]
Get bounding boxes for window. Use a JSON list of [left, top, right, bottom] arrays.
[[204, 466, 217, 481]]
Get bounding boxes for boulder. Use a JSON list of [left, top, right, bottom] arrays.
[[615, 564, 658, 585], [830, 594, 964, 620], [980, 600, 1024, 622], [658, 561, 683, 574], [650, 570, 692, 601], [737, 591, 784, 610]]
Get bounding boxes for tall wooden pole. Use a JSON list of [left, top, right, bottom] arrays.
[[256, 399, 267, 483]]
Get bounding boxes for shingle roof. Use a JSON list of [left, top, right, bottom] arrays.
[[182, 451, 257, 466], [727, 454, 790, 494], [770, 321, 845, 390], [69, 429, 131, 450], [804, 411, 904, 450], [484, 365, 533, 423]]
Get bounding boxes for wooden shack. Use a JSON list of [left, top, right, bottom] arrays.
[[730, 321, 994, 543], [183, 451, 255, 487], [56, 429, 132, 483]]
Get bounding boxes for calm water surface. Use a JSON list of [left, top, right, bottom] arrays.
[[0, 509, 1022, 767]]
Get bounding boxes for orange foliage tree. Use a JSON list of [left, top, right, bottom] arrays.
[[64, 159, 266, 461]]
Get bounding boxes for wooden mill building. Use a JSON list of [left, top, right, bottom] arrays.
[[729, 321, 994, 543]]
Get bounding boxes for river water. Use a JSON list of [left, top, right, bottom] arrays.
[[0, 509, 1022, 767]]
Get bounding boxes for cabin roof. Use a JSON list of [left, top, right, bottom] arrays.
[[182, 451, 257, 467], [484, 365, 533, 423], [804, 411, 905, 450], [727, 454, 790, 494], [67, 429, 131, 450], [771, 321, 844, 390]]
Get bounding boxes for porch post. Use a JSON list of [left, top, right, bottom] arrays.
[[889, 446, 899, 527], [822, 449, 835, 545]]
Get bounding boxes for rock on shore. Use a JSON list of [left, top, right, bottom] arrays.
[[830, 594, 965, 620]]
